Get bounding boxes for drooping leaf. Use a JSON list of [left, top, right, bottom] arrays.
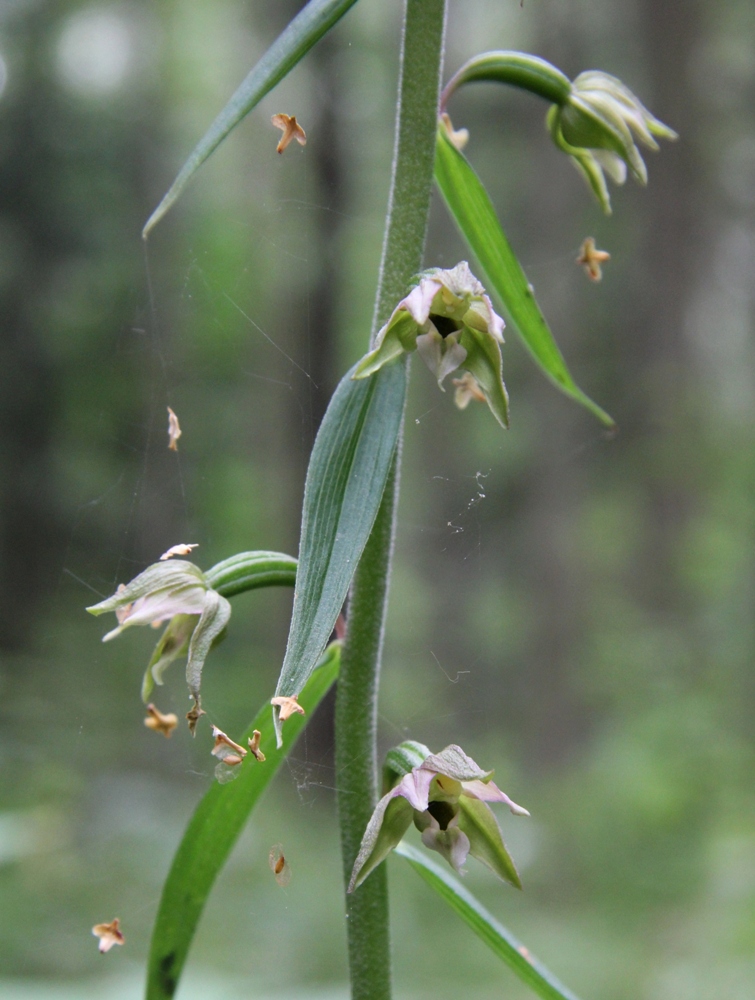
[[142, 0, 361, 237], [145, 643, 340, 1000], [434, 125, 615, 429], [396, 841, 585, 1000], [273, 359, 406, 744]]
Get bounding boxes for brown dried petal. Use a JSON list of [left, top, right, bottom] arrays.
[[144, 703, 178, 738], [271, 113, 307, 154], [271, 695, 306, 722], [167, 407, 182, 451], [248, 730, 266, 762], [159, 543, 199, 561], [92, 918, 125, 953], [576, 237, 611, 282], [211, 725, 247, 758]]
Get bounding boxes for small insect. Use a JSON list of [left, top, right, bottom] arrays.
[[268, 844, 292, 887]]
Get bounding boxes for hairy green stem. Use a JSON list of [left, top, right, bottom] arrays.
[[335, 2, 446, 998]]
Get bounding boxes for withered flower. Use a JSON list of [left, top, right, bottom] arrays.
[[271, 695, 306, 723], [160, 543, 199, 561], [248, 730, 266, 762], [576, 237, 610, 282], [167, 407, 181, 451], [452, 371, 486, 410], [144, 703, 178, 738], [92, 918, 125, 954], [271, 113, 307, 154]]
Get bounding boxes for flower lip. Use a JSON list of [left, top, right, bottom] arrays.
[[430, 313, 463, 338]]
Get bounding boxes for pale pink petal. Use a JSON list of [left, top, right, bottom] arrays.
[[400, 278, 442, 325], [461, 778, 530, 816], [393, 768, 435, 812]]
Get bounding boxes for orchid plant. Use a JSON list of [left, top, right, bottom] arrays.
[[88, 2, 675, 997]]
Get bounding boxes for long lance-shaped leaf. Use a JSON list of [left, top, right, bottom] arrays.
[[273, 360, 406, 745], [142, 0, 361, 237], [146, 643, 340, 1000], [434, 126, 615, 429], [395, 842, 585, 1000]]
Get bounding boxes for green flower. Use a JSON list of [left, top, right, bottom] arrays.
[[353, 261, 510, 428], [87, 560, 231, 730], [349, 741, 528, 892], [548, 70, 677, 213]]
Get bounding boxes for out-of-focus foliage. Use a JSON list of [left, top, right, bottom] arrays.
[[0, 1, 753, 998]]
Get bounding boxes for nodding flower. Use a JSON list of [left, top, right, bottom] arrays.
[[349, 741, 528, 892], [353, 261, 510, 429], [548, 70, 677, 214], [87, 560, 231, 732]]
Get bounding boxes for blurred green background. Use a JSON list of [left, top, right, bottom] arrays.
[[1, 0, 754, 997]]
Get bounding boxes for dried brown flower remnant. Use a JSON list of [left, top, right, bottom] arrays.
[[452, 371, 486, 410], [440, 112, 469, 151], [271, 694, 306, 722], [167, 406, 181, 451], [269, 844, 291, 887], [248, 729, 266, 762], [211, 725, 247, 761], [186, 700, 206, 735], [159, 543, 199, 561], [576, 237, 610, 282], [92, 918, 125, 953], [144, 703, 178, 738], [271, 113, 306, 154]]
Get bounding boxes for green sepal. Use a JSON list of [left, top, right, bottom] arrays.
[[352, 313, 419, 380], [459, 325, 510, 429], [348, 795, 414, 893], [547, 105, 613, 213], [186, 589, 231, 705], [141, 614, 195, 702], [458, 796, 522, 889], [86, 561, 207, 618]]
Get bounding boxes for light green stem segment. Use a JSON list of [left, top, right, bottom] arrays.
[[441, 51, 572, 110], [335, 2, 446, 999]]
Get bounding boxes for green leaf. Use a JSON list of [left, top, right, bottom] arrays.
[[205, 550, 297, 598], [145, 643, 340, 1000], [395, 841, 585, 1000], [142, 0, 361, 237], [273, 359, 406, 744], [434, 126, 615, 429]]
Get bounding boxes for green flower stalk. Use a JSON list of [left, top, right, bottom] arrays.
[[349, 741, 528, 892], [353, 261, 510, 428]]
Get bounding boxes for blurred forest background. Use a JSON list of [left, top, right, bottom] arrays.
[[1, 0, 754, 997]]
